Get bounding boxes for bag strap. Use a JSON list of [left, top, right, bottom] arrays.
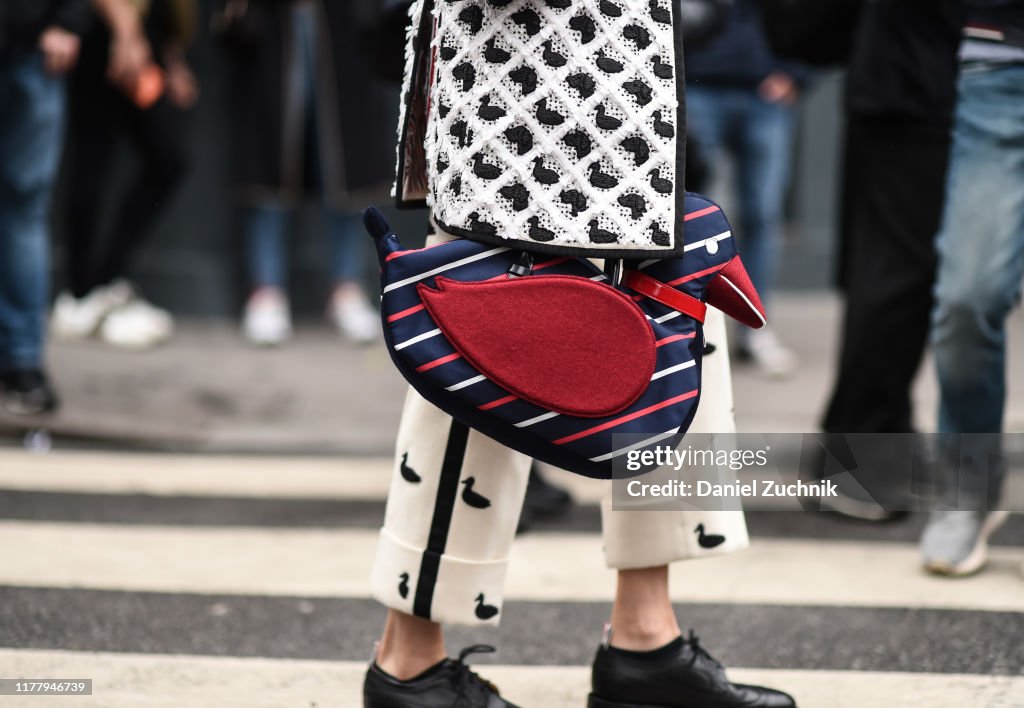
[[622, 270, 707, 323]]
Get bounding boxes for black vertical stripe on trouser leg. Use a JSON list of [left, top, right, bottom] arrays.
[[413, 419, 471, 619]]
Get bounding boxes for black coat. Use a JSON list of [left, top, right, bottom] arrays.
[[223, 0, 397, 208]]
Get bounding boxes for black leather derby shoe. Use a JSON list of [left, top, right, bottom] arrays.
[[589, 632, 796, 708], [364, 645, 519, 708]]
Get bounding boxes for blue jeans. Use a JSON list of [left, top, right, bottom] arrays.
[[244, 3, 366, 290], [930, 63, 1024, 506], [0, 54, 64, 371], [685, 86, 795, 306], [245, 207, 366, 288]]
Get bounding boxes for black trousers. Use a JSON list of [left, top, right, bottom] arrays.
[[61, 26, 187, 299], [822, 113, 951, 434]]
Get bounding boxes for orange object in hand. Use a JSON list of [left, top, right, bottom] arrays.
[[132, 64, 165, 109]]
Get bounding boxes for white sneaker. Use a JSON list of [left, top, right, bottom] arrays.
[[51, 282, 133, 340], [330, 287, 379, 344], [99, 289, 174, 349], [243, 289, 292, 346], [736, 327, 797, 378]]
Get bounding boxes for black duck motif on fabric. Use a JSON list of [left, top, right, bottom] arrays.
[[475, 593, 499, 619], [649, 0, 671, 24], [588, 162, 619, 189], [470, 151, 500, 178], [532, 157, 559, 185], [467, 212, 498, 235], [595, 104, 622, 130], [650, 221, 670, 245], [588, 219, 619, 243], [528, 215, 556, 241], [653, 110, 675, 138], [541, 40, 567, 67], [651, 55, 673, 79], [400, 453, 421, 483], [461, 476, 492, 508], [695, 524, 725, 548], [535, 98, 565, 126], [649, 168, 672, 194], [484, 38, 511, 64], [398, 572, 410, 598], [595, 49, 624, 74], [478, 95, 505, 121]]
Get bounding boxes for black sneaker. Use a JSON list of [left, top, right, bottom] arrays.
[[589, 631, 796, 708], [364, 645, 519, 708], [0, 369, 59, 415]]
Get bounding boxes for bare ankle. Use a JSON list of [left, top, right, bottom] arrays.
[[376, 610, 447, 681], [609, 622, 681, 651]]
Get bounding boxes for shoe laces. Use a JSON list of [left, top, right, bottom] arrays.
[[452, 645, 503, 702], [685, 630, 723, 670]]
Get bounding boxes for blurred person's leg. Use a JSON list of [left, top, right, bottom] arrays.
[[288, 1, 379, 345], [60, 34, 118, 301], [326, 209, 378, 343], [824, 116, 946, 435], [242, 203, 293, 345], [922, 63, 1024, 576], [0, 53, 63, 414], [730, 89, 797, 377], [93, 97, 187, 291], [814, 116, 950, 521], [684, 85, 731, 187], [82, 95, 186, 349], [53, 29, 174, 348], [593, 308, 793, 708]]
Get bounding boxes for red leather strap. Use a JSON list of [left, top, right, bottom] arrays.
[[622, 270, 707, 323]]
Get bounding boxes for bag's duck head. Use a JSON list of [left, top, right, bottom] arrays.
[[364, 193, 764, 478]]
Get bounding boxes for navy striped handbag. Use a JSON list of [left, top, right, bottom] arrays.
[[364, 192, 765, 479]]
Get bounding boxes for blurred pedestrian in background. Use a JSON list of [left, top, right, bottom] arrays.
[[816, 0, 962, 521], [684, 0, 806, 377], [0, 0, 89, 414], [50, 0, 197, 350], [217, 0, 395, 346], [921, 0, 1024, 578]]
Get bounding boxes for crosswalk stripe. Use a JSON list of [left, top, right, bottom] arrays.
[[0, 522, 1019, 611], [0, 651, 1019, 708], [0, 451, 610, 505]]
